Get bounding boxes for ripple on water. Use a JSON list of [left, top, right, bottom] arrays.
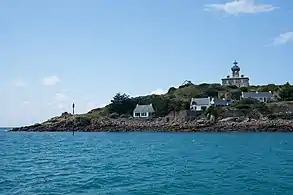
[[1, 132, 293, 195]]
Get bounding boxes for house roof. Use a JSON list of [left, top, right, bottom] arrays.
[[222, 77, 249, 80], [213, 99, 231, 106], [133, 104, 155, 113], [191, 98, 210, 106], [242, 92, 273, 98]]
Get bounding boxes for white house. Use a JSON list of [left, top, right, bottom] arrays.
[[133, 104, 155, 118], [190, 97, 212, 111], [241, 91, 274, 103]]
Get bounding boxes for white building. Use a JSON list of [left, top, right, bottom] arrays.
[[133, 104, 155, 118], [222, 61, 250, 88], [190, 97, 212, 111], [190, 97, 231, 111], [241, 91, 274, 103]]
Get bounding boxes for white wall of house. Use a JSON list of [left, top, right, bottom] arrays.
[[256, 97, 273, 102], [190, 105, 210, 111], [133, 112, 154, 118], [241, 96, 273, 103]]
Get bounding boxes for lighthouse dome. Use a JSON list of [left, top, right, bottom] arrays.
[[231, 61, 240, 71]]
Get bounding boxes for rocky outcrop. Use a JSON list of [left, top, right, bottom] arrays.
[[10, 114, 293, 132]]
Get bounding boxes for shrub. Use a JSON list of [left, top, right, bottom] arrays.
[[74, 116, 91, 126], [109, 113, 119, 119], [168, 87, 177, 94]]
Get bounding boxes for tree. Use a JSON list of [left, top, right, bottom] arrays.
[[204, 89, 218, 97], [111, 93, 130, 104], [260, 84, 278, 92], [280, 85, 293, 101], [240, 87, 248, 92], [109, 93, 135, 115], [231, 90, 242, 100], [206, 107, 222, 120]]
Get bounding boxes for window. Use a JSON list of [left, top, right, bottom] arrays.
[[135, 113, 140, 117], [141, 113, 147, 116], [191, 101, 197, 105]]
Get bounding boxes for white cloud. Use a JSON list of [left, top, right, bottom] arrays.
[[131, 89, 167, 97], [13, 79, 26, 87], [151, 89, 167, 95], [273, 32, 293, 45], [204, 0, 278, 15], [42, 76, 60, 86]]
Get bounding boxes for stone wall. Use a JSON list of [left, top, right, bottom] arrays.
[[166, 110, 203, 121]]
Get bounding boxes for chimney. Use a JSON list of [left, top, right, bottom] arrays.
[[211, 97, 215, 105]]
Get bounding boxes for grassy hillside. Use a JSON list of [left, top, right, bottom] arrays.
[[82, 82, 293, 120]]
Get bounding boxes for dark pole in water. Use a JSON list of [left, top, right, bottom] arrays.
[[72, 102, 75, 135], [72, 102, 75, 115]]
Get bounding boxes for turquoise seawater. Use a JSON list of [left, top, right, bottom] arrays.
[[1, 129, 293, 195]]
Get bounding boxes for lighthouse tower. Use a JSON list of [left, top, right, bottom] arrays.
[[221, 60, 250, 88], [231, 60, 240, 78]]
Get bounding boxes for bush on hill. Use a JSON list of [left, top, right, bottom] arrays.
[[280, 84, 293, 101], [86, 82, 293, 119]]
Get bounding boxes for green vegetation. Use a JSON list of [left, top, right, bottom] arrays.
[[206, 107, 224, 120], [280, 83, 293, 101], [232, 98, 271, 116], [82, 82, 293, 119]]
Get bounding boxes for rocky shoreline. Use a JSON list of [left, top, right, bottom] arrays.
[[10, 115, 293, 132]]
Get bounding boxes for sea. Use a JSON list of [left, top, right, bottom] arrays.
[[1, 127, 293, 195]]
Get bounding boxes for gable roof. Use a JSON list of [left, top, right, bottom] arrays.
[[213, 99, 231, 106], [191, 98, 211, 106], [242, 92, 273, 98], [133, 104, 155, 113]]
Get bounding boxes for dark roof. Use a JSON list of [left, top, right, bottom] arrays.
[[213, 99, 231, 106], [242, 92, 273, 98], [222, 77, 249, 80], [191, 98, 211, 106], [231, 61, 240, 71], [133, 104, 155, 113], [231, 65, 240, 71]]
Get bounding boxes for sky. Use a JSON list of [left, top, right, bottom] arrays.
[[1, 0, 292, 126]]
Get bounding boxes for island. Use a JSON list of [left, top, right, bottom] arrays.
[[11, 81, 293, 132]]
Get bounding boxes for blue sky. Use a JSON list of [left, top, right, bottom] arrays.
[[1, 0, 292, 126]]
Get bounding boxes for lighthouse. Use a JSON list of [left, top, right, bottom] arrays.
[[221, 60, 250, 88]]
